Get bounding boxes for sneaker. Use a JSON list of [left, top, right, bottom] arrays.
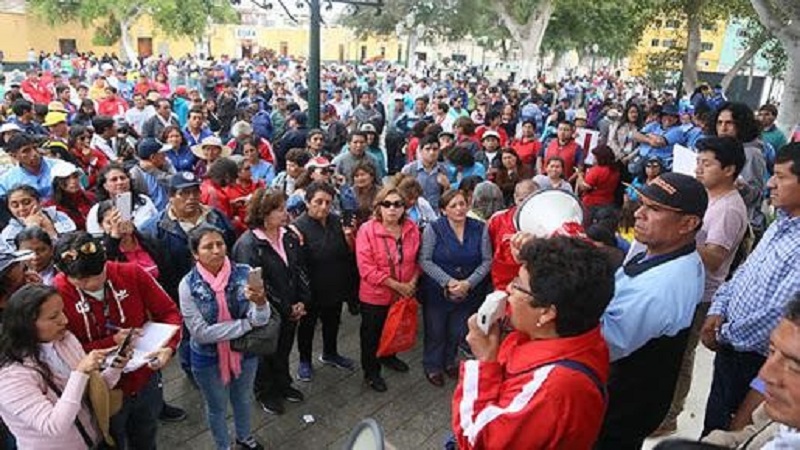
[[379, 356, 410, 373], [297, 360, 313, 382], [159, 403, 187, 422], [365, 376, 387, 392], [283, 386, 305, 403], [319, 354, 355, 370], [259, 397, 285, 415], [236, 436, 264, 450]]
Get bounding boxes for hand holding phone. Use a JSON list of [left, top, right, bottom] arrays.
[[248, 267, 264, 290], [477, 291, 508, 335], [116, 191, 133, 221]]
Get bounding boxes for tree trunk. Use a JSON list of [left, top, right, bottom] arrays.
[[749, 0, 800, 134], [407, 27, 421, 70], [720, 35, 768, 93], [118, 17, 137, 63], [777, 40, 800, 135], [682, 8, 703, 95], [490, 0, 555, 81]]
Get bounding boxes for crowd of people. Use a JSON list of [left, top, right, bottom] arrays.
[[0, 50, 799, 450]]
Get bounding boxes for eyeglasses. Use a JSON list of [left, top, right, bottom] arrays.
[[59, 241, 100, 263], [380, 201, 405, 209], [509, 277, 534, 298]]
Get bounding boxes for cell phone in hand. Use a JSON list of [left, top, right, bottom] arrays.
[[248, 267, 264, 289], [116, 191, 133, 221]]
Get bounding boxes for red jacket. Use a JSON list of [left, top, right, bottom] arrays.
[[543, 139, 583, 178], [510, 137, 541, 166], [20, 79, 52, 105], [97, 96, 129, 117], [452, 327, 609, 450], [355, 218, 421, 306], [54, 262, 181, 396], [487, 207, 519, 291]]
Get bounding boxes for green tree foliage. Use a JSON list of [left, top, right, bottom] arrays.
[[28, 0, 237, 58]]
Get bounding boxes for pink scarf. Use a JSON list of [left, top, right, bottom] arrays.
[[196, 257, 241, 385]]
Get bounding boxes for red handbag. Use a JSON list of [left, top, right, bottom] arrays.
[[377, 297, 418, 357]]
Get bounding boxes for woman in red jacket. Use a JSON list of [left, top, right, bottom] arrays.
[[577, 145, 621, 224], [453, 236, 615, 450], [355, 186, 421, 392]]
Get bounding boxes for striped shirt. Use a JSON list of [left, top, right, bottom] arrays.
[[708, 211, 800, 355]]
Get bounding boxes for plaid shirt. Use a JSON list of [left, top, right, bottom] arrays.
[[709, 211, 800, 355]]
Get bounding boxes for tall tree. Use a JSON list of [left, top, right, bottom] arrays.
[[28, 0, 236, 62], [749, 0, 800, 133]]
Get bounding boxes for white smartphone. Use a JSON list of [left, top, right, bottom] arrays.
[[248, 267, 264, 289], [477, 291, 508, 335], [116, 191, 133, 221]]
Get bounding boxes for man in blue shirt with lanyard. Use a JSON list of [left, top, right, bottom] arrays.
[[700, 143, 800, 435]]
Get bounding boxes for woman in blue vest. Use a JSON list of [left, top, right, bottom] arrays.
[[419, 189, 492, 386], [179, 224, 268, 450]]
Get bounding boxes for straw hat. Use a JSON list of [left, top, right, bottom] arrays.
[[191, 135, 231, 160]]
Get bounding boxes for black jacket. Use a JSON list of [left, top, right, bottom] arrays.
[[231, 228, 311, 317], [292, 212, 357, 307]]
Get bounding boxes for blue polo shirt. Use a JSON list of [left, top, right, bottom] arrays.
[[0, 157, 63, 200], [601, 245, 705, 361], [401, 160, 448, 209]]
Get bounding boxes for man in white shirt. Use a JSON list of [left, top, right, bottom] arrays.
[[124, 93, 156, 136]]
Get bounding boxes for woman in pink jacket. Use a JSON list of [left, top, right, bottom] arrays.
[[0, 284, 127, 450], [355, 185, 421, 392]]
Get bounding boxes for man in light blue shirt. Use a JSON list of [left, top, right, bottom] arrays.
[[632, 104, 687, 170], [596, 173, 708, 450], [0, 134, 63, 201]]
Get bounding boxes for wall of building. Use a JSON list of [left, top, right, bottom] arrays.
[[0, 11, 403, 63], [628, 18, 728, 77]]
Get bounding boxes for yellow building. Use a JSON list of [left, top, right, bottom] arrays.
[[628, 18, 729, 77], [0, 5, 403, 63]]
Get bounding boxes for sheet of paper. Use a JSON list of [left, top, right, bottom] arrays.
[[672, 144, 697, 176], [576, 128, 600, 165], [124, 322, 179, 372]]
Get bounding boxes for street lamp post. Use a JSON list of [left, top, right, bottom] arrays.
[[307, 0, 384, 128]]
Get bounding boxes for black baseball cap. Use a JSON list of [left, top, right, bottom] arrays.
[[632, 172, 708, 217]]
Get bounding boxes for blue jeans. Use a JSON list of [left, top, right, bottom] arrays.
[[193, 356, 258, 450], [422, 298, 472, 374], [110, 372, 162, 450]]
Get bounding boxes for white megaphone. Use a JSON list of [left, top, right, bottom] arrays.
[[513, 189, 584, 237]]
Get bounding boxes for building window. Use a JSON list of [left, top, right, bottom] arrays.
[[654, 19, 663, 28], [360, 45, 367, 61], [701, 42, 713, 52], [279, 41, 288, 56], [663, 39, 676, 48], [702, 23, 717, 31], [651, 39, 660, 47], [380, 46, 386, 57], [665, 19, 680, 28], [737, 28, 748, 38], [58, 39, 77, 55]]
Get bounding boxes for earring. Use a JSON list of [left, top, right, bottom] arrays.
[[536, 321, 543, 328]]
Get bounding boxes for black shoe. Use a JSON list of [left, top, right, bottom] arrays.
[[159, 403, 187, 422], [259, 397, 285, 415], [236, 436, 264, 450], [365, 376, 387, 392], [380, 356, 410, 373], [283, 386, 305, 403]]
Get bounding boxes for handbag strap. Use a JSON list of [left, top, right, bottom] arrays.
[[37, 368, 96, 448], [381, 235, 400, 302]]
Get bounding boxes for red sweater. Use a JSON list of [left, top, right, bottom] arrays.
[[487, 207, 519, 291], [452, 327, 609, 450], [54, 262, 181, 396]]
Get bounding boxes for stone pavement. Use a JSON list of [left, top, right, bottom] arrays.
[[157, 308, 718, 450], [158, 309, 455, 450]]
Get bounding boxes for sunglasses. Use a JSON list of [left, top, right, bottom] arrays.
[[380, 201, 405, 209], [59, 241, 100, 263]]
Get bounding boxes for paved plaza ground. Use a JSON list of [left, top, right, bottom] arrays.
[[158, 309, 716, 449]]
